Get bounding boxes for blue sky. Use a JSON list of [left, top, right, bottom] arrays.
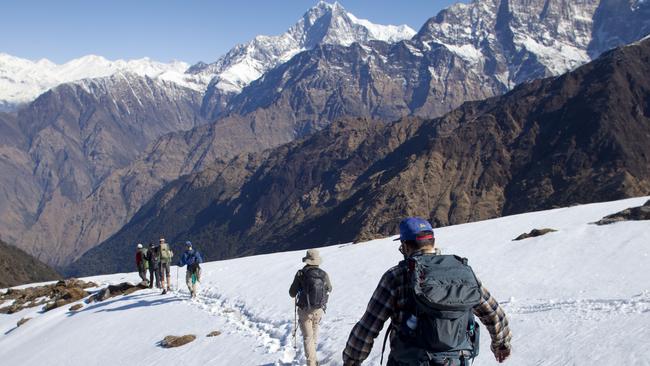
[[1, 0, 463, 64]]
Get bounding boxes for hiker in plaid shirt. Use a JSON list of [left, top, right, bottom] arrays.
[[343, 217, 512, 366]]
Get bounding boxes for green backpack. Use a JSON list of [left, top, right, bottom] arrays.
[[388, 254, 481, 364], [160, 243, 173, 263]]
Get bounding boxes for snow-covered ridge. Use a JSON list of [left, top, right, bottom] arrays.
[[416, 0, 601, 87], [0, 53, 208, 110], [1, 2, 415, 108], [1, 197, 649, 365], [190, 1, 416, 94]]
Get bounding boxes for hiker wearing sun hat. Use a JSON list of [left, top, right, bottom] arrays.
[[289, 249, 332, 366], [342, 217, 512, 366]]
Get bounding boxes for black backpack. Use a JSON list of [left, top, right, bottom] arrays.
[[297, 267, 329, 310], [393, 254, 482, 361]]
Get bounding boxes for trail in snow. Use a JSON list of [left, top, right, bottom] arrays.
[[2, 196, 649, 365], [174, 285, 301, 366], [505, 292, 650, 317]]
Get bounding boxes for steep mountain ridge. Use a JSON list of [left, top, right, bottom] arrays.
[[0, 73, 206, 267], [4, 0, 650, 269], [68, 38, 650, 275], [57, 0, 650, 269], [0, 54, 205, 111], [197, 1, 415, 118], [0, 238, 60, 288]]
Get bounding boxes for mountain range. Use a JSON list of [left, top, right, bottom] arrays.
[[68, 36, 650, 275], [0, 0, 649, 272]]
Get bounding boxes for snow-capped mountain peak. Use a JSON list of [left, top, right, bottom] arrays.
[[189, 1, 415, 95], [0, 53, 205, 110], [414, 0, 650, 87]]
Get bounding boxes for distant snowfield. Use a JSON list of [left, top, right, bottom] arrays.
[[1, 197, 649, 365], [0, 53, 209, 108]]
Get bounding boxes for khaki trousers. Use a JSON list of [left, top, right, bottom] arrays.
[[298, 307, 324, 366]]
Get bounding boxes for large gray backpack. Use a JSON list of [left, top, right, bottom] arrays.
[[297, 267, 329, 310], [394, 254, 482, 359]]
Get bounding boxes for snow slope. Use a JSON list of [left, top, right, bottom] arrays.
[[1, 197, 649, 365]]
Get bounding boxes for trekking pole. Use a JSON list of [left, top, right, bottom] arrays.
[[176, 265, 179, 292], [292, 296, 298, 349]]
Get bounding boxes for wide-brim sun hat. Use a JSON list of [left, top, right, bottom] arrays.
[[302, 249, 322, 266]]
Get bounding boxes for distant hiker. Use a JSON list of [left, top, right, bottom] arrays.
[[289, 249, 332, 366], [135, 243, 149, 285], [178, 241, 203, 298], [158, 237, 174, 294], [146, 242, 162, 289], [342, 217, 512, 366]]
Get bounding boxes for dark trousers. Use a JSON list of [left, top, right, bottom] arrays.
[[387, 357, 464, 366], [138, 265, 148, 283], [149, 263, 161, 288]]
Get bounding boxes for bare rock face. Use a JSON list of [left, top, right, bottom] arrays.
[[68, 38, 650, 276], [160, 335, 196, 348], [0, 74, 206, 267]]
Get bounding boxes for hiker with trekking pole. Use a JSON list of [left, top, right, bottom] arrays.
[[342, 217, 512, 365], [178, 241, 203, 299], [289, 249, 332, 366]]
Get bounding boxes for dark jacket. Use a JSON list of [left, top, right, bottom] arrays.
[[289, 265, 333, 298], [146, 246, 160, 265]]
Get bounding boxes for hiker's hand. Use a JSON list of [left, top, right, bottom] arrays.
[[493, 344, 511, 363]]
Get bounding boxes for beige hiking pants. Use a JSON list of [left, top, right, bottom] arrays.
[[298, 307, 324, 366]]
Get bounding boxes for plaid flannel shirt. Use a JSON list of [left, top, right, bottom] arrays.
[[342, 256, 512, 365]]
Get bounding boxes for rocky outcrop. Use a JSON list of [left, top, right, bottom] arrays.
[[0, 74, 206, 267], [160, 335, 196, 348], [16, 317, 31, 327], [0, 238, 60, 288], [593, 200, 650, 225], [68, 37, 650, 275], [88, 282, 147, 302], [513, 229, 558, 241], [0, 279, 95, 313]]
